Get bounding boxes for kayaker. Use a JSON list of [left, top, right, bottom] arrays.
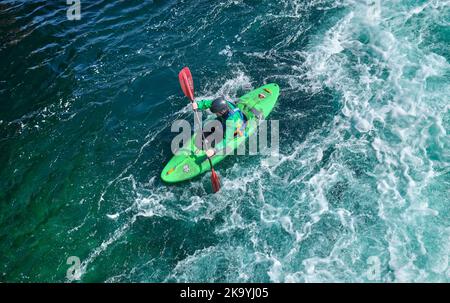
[[192, 97, 247, 157]]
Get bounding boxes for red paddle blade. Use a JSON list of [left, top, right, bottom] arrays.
[[211, 169, 221, 193], [178, 67, 194, 101]]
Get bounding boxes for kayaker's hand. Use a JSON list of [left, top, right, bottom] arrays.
[[206, 149, 215, 158], [192, 102, 198, 110]]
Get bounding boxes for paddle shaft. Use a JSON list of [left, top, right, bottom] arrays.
[[181, 71, 214, 169], [179, 67, 220, 192]]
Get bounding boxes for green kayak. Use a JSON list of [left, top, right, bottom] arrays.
[[161, 83, 280, 183]]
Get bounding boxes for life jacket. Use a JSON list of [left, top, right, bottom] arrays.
[[220, 101, 247, 137]]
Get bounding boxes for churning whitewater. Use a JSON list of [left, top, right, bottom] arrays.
[[0, 0, 448, 282]]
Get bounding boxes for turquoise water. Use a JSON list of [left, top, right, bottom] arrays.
[[0, 0, 449, 282]]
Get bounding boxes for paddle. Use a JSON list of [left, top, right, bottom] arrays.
[[178, 67, 221, 193]]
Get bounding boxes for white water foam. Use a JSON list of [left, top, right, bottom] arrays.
[[169, 0, 450, 282], [267, 0, 450, 282]]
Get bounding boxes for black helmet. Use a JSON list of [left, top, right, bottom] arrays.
[[210, 97, 229, 114]]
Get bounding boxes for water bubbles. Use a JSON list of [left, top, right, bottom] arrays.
[[219, 45, 233, 57]]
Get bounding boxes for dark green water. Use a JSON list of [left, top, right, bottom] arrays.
[[0, 0, 449, 282]]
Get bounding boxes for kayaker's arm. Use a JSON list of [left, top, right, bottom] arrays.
[[194, 99, 213, 110]]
